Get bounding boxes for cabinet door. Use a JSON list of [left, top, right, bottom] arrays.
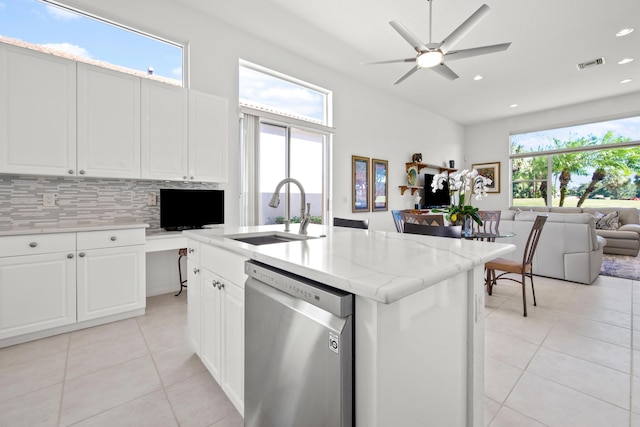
[[76, 245, 145, 321], [141, 79, 188, 180], [188, 90, 228, 182], [187, 245, 202, 354], [221, 279, 244, 414], [0, 43, 76, 176], [77, 63, 141, 178], [0, 252, 76, 339], [201, 269, 222, 382]]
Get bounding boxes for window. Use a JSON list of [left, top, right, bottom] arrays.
[[0, 0, 183, 85], [239, 61, 331, 126], [239, 61, 332, 226], [510, 116, 640, 208]]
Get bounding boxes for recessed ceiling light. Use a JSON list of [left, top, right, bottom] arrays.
[[620, 78, 633, 84], [473, 75, 483, 81], [510, 104, 518, 108], [616, 28, 635, 37], [618, 58, 634, 65]]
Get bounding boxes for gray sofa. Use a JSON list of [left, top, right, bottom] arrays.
[[510, 207, 640, 256], [498, 210, 606, 284]]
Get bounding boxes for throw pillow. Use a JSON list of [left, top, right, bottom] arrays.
[[595, 211, 620, 230]]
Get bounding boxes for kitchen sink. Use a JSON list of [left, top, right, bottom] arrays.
[[224, 231, 321, 246]]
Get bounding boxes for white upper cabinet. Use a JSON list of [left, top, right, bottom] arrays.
[[141, 79, 188, 180], [188, 90, 228, 183], [77, 62, 141, 179], [0, 43, 77, 176], [0, 42, 229, 182]]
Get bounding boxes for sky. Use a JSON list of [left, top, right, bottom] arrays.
[[0, 0, 182, 82], [511, 116, 640, 153], [239, 65, 325, 122]]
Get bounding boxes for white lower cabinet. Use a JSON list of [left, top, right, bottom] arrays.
[[76, 229, 145, 321], [0, 251, 76, 340], [187, 240, 201, 353], [188, 243, 245, 415], [0, 228, 145, 343]]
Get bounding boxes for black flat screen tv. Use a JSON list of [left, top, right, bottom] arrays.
[[422, 173, 451, 208], [160, 189, 224, 231]]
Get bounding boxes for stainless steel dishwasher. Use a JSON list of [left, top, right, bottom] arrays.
[[244, 260, 354, 427]]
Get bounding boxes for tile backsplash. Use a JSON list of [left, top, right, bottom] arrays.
[[0, 175, 218, 230]]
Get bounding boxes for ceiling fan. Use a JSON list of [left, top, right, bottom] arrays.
[[363, 1, 511, 84]]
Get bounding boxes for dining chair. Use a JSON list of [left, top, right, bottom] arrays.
[[333, 217, 369, 229], [391, 210, 404, 233], [485, 215, 548, 317], [474, 210, 502, 241], [401, 212, 445, 226], [403, 223, 462, 239]]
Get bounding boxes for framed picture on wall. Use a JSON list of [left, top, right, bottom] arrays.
[[472, 161, 500, 193], [352, 155, 370, 212], [372, 159, 388, 211]]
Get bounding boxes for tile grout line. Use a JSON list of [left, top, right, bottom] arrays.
[[56, 334, 72, 427], [490, 278, 578, 426], [135, 315, 182, 426]]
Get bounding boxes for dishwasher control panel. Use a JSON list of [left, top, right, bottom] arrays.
[[245, 260, 353, 317]]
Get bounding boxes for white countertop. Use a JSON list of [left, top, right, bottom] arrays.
[[0, 222, 149, 236], [183, 224, 515, 304]]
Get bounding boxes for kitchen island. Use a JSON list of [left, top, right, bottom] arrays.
[[183, 224, 515, 427]]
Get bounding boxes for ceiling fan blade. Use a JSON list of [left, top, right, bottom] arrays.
[[389, 21, 428, 53], [430, 63, 459, 81], [445, 42, 511, 61], [393, 65, 419, 85], [440, 4, 490, 54], [361, 58, 416, 65]]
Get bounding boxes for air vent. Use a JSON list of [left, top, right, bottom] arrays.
[[576, 57, 605, 70]]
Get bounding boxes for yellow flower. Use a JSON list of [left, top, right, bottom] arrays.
[[450, 213, 458, 222]]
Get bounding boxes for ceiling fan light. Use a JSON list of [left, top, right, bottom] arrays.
[[417, 51, 444, 68]]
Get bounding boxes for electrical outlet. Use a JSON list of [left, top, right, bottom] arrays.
[[43, 193, 58, 207], [147, 193, 157, 206]]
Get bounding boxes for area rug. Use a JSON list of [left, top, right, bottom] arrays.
[[600, 254, 640, 281]]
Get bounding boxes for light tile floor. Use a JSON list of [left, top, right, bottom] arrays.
[[0, 293, 243, 427], [1, 273, 637, 426], [484, 273, 639, 427]]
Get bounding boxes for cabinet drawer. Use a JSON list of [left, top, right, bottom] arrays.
[[0, 233, 75, 257], [200, 244, 247, 287], [77, 228, 145, 250]]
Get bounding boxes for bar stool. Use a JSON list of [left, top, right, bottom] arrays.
[[176, 248, 188, 296]]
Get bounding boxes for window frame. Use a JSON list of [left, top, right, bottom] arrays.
[[509, 115, 640, 207]]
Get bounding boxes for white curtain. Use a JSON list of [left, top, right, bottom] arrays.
[[241, 114, 260, 226]]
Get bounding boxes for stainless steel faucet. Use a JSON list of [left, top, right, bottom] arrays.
[[268, 178, 311, 235]]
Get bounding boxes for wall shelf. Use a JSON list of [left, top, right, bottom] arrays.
[[400, 162, 457, 195]]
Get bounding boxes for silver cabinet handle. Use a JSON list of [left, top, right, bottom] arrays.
[[188, 248, 195, 254], [29, 242, 38, 248], [79, 170, 86, 175], [67, 253, 74, 259], [212, 280, 218, 288], [79, 252, 86, 257], [110, 236, 117, 241], [68, 169, 74, 175], [193, 268, 199, 274], [190, 176, 194, 180], [183, 176, 187, 180], [218, 282, 225, 290]]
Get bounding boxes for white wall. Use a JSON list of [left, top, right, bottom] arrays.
[[464, 91, 640, 211], [62, 0, 464, 232]]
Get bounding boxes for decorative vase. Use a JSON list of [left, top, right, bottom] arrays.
[[463, 215, 473, 237]]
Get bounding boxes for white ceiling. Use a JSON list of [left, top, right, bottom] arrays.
[[178, 0, 640, 125]]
